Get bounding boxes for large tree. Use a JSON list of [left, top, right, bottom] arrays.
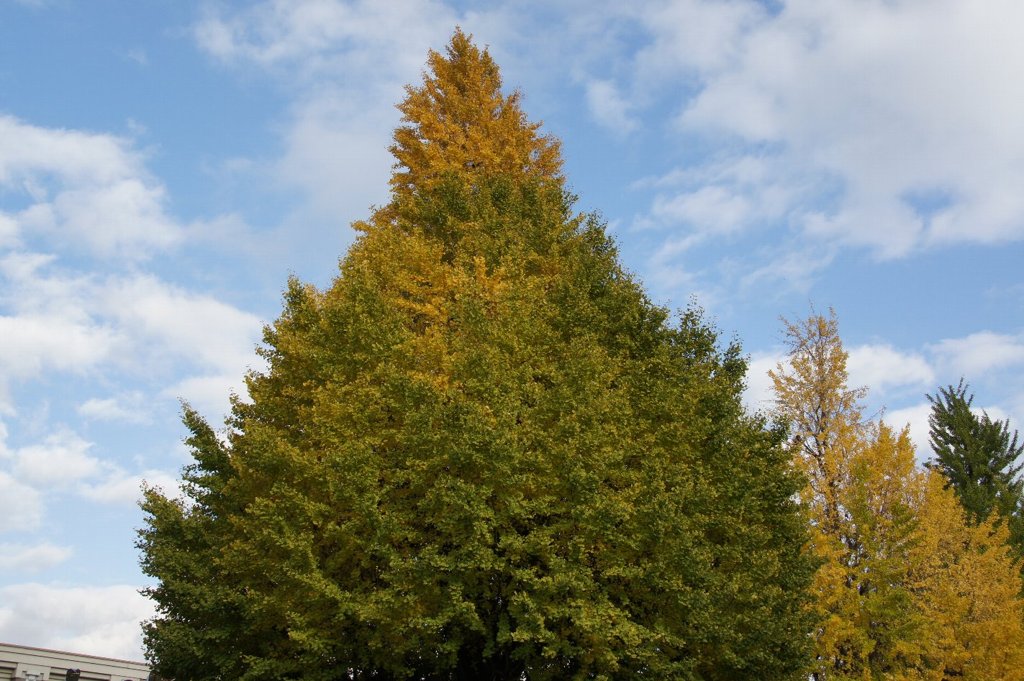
[[139, 30, 816, 680], [927, 380, 1024, 558]]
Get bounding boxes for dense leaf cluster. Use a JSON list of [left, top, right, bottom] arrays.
[[139, 30, 815, 680]]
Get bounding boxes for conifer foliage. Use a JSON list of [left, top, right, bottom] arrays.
[[927, 380, 1024, 559], [139, 30, 815, 680]]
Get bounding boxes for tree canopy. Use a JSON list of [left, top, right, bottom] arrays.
[[139, 29, 816, 680], [927, 380, 1024, 560]]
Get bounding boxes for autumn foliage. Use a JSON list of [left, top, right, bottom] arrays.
[[137, 29, 1024, 681], [389, 31, 562, 203], [771, 310, 1024, 680], [139, 30, 815, 680]]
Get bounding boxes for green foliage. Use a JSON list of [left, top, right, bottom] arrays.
[[927, 380, 1024, 559], [138, 408, 256, 680], [139, 30, 816, 680]]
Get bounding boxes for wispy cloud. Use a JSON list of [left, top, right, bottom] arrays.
[[78, 393, 150, 424], [882, 403, 933, 460], [743, 351, 784, 414], [598, 0, 1024, 299], [0, 471, 42, 533], [0, 543, 72, 573], [0, 115, 183, 259], [0, 583, 153, 660], [193, 0, 463, 224], [585, 79, 638, 134], [847, 344, 935, 394], [79, 468, 182, 506], [929, 331, 1024, 378]]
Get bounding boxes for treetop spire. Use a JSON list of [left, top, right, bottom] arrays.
[[389, 28, 562, 200]]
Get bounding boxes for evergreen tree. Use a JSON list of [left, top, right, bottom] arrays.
[[927, 380, 1024, 558], [139, 30, 816, 680]]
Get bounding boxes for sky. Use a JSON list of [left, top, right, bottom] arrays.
[[2, 0, 1024, 662]]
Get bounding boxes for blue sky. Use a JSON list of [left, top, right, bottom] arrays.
[[2, 0, 1024, 661]]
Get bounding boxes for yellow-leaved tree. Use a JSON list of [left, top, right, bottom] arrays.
[[771, 310, 1024, 680], [910, 473, 1024, 679], [389, 29, 562, 204]]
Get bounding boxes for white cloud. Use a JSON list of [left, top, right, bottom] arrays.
[[884, 401, 1019, 465], [0, 543, 72, 572], [78, 394, 150, 424], [46, 179, 179, 255], [0, 212, 18, 248], [0, 471, 42, 532], [0, 256, 115, 411], [847, 343, 935, 394], [746, 329, 1024, 461], [883, 402, 933, 461], [929, 331, 1024, 378], [11, 430, 102, 487], [743, 352, 784, 414], [79, 468, 182, 506], [0, 251, 77, 314], [585, 79, 638, 133], [0, 115, 183, 259], [0, 254, 261, 397], [101, 275, 262, 373], [688, 0, 1024, 254], [0, 417, 180, 508], [633, 0, 767, 80], [0, 583, 153, 660], [0, 116, 135, 185], [621, 0, 1024, 258], [0, 314, 118, 383], [650, 186, 752, 236]]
